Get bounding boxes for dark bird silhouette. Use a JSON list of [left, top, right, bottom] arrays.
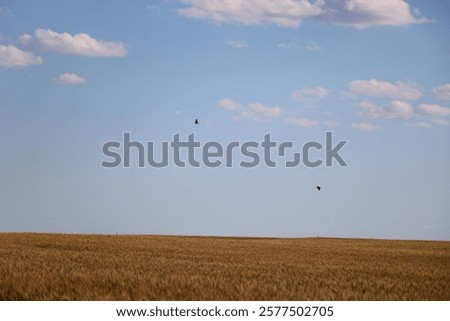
[[194, 119, 199, 124], [316, 186, 321, 191]]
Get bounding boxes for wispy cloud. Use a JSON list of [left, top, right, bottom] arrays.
[[432, 84, 450, 101], [432, 118, 449, 126], [406, 121, 432, 129], [323, 120, 339, 127], [349, 79, 422, 100], [306, 41, 320, 51], [225, 39, 249, 48], [340, 91, 358, 100], [178, 0, 429, 29], [290, 86, 328, 103], [19, 29, 127, 57], [219, 98, 282, 121], [278, 40, 320, 51], [0, 6, 12, 17], [277, 42, 298, 49], [285, 117, 320, 127], [323, 111, 341, 127], [146, 4, 161, 12], [54, 73, 85, 85], [351, 122, 377, 131], [0, 45, 42, 68]]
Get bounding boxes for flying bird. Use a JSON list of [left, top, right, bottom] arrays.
[[194, 119, 199, 124], [316, 186, 321, 191]]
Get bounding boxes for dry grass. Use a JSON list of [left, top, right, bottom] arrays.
[[0, 233, 449, 300]]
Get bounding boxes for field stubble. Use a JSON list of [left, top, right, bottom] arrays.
[[0, 233, 448, 300]]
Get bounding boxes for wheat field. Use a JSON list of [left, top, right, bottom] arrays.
[[0, 233, 448, 300]]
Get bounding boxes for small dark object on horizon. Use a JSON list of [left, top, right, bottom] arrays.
[[316, 186, 321, 191], [194, 119, 199, 124]]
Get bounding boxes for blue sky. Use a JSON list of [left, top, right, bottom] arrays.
[[0, 0, 449, 240]]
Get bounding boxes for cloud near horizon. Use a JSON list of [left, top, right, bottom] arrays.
[[19, 29, 127, 57], [177, 0, 428, 29]]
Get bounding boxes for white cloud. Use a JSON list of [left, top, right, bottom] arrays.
[[219, 98, 282, 121], [177, 0, 428, 29], [225, 39, 249, 48], [416, 104, 450, 117], [178, 0, 324, 28], [356, 100, 414, 119], [355, 101, 450, 128], [19, 29, 127, 57], [54, 73, 85, 84], [290, 86, 328, 102], [0, 45, 43, 68], [351, 122, 377, 131], [286, 117, 320, 127], [432, 84, 450, 101], [318, 0, 429, 29], [349, 79, 422, 100], [306, 41, 320, 51]]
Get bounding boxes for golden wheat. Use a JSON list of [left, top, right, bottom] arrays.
[[0, 233, 448, 300]]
